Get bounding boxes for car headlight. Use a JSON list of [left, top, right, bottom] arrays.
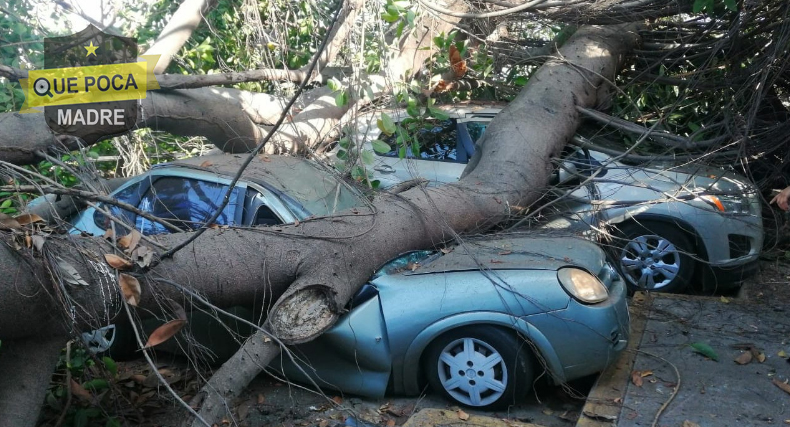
[[557, 267, 609, 304], [700, 194, 752, 215]]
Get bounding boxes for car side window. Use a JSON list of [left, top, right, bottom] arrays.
[[135, 177, 240, 235], [376, 118, 465, 163], [92, 180, 147, 232], [242, 188, 284, 227]]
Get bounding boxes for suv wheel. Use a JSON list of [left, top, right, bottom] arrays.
[[615, 221, 695, 293]]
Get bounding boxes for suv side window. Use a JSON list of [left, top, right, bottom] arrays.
[[135, 177, 240, 235]]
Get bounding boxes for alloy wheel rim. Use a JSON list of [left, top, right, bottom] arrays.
[[437, 337, 508, 406], [620, 234, 680, 290]]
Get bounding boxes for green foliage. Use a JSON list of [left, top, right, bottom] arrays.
[[44, 346, 120, 427]]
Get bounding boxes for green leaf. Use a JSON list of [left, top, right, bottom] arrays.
[[105, 418, 122, 427], [371, 180, 380, 189], [338, 137, 350, 149], [377, 113, 397, 135], [361, 150, 375, 165], [381, 12, 400, 23], [327, 78, 341, 91], [334, 91, 348, 107], [337, 149, 348, 160], [406, 104, 421, 118], [74, 409, 89, 427], [0, 199, 12, 209], [513, 76, 528, 86], [723, 0, 737, 11], [398, 145, 406, 159], [102, 356, 117, 376], [87, 151, 99, 159], [428, 108, 449, 120], [690, 342, 718, 361], [82, 378, 109, 391], [411, 142, 420, 157], [371, 139, 391, 154]]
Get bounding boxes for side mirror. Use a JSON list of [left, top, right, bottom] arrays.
[[557, 161, 579, 185]]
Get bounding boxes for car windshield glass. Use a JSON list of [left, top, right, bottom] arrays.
[[377, 118, 461, 162], [135, 177, 241, 235], [373, 250, 440, 278]]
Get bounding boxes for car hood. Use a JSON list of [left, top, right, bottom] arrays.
[[597, 154, 756, 200], [406, 235, 606, 275]]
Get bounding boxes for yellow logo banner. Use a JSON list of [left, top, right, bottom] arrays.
[[20, 55, 160, 113]]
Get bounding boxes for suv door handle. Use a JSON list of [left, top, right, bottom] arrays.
[[374, 164, 395, 174]]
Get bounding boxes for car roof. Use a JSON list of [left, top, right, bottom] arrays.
[[156, 154, 368, 215], [408, 234, 604, 275]]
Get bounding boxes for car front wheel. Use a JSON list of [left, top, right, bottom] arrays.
[[424, 326, 533, 410], [615, 220, 695, 293]]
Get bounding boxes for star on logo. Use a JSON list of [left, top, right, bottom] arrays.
[[84, 41, 99, 57]]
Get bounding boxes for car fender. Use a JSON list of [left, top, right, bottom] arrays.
[[400, 311, 566, 394]]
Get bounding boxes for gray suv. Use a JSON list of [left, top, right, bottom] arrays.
[[346, 106, 762, 293]]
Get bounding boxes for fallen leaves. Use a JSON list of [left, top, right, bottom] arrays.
[[143, 302, 188, 348], [118, 229, 142, 253], [14, 213, 44, 226], [144, 319, 186, 348], [105, 253, 132, 270], [734, 351, 753, 365], [457, 409, 469, 420], [119, 273, 141, 306], [630, 370, 653, 387], [731, 343, 766, 365], [683, 421, 701, 427], [773, 379, 790, 396]]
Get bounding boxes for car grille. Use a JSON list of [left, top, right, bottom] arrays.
[[728, 234, 752, 259]]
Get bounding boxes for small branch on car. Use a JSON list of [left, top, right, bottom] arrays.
[[389, 178, 429, 194]]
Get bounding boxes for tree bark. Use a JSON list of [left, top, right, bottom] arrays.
[[144, 0, 219, 73]]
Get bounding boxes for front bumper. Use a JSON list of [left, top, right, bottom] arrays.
[[526, 271, 630, 383]]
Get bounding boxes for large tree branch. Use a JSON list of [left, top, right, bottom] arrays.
[[144, 0, 218, 73]]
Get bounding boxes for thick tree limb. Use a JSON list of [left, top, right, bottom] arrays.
[[144, 0, 218, 73]]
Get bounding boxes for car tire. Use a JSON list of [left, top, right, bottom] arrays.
[[424, 326, 533, 410], [614, 220, 695, 293]]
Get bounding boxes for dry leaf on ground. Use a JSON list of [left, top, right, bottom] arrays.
[[735, 351, 753, 365], [773, 378, 790, 395], [683, 421, 701, 427], [457, 409, 470, 420], [631, 370, 644, 387]]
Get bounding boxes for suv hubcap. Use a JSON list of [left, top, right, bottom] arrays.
[[620, 235, 680, 289], [437, 337, 507, 406]]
